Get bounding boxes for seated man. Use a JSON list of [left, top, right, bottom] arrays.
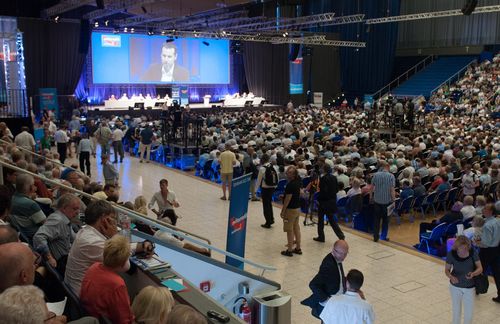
[[0, 242, 36, 293], [92, 183, 117, 200], [65, 200, 154, 295], [320, 269, 374, 324], [419, 202, 463, 235], [10, 173, 47, 240], [33, 193, 81, 272]]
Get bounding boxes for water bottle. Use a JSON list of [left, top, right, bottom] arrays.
[[119, 214, 131, 239]]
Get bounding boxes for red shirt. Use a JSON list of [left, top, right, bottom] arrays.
[[80, 263, 134, 324]]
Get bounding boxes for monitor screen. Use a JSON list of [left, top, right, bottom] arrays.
[[91, 32, 230, 84]]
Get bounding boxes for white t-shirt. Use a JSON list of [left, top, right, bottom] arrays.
[[320, 291, 375, 324]]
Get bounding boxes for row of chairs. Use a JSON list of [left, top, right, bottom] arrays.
[[417, 219, 468, 255]]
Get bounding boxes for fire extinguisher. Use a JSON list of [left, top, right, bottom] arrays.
[[239, 300, 251, 324]]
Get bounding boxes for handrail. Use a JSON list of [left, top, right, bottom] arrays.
[[430, 59, 477, 95], [0, 160, 276, 274], [1, 138, 211, 246], [372, 55, 435, 100], [0, 138, 78, 172]]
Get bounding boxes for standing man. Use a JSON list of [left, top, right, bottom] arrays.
[[315, 164, 344, 242], [219, 143, 236, 200], [14, 126, 35, 162], [77, 133, 94, 177], [256, 154, 278, 228], [280, 166, 302, 257], [54, 124, 69, 164], [112, 122, 125, 163], [94, 121, 112, 157], [33, 193, 81, 272], [242, 146, 259, 201], [371, 161, 396, 242], [462, 164, 479, 197], [139, 123, 154, 163], [320, 269, 374, 324], [474, 203, 500, 303], [301, 240, 349, 318]]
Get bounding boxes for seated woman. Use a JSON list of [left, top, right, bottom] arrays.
[[80, 235, 134, 324], [419, 202, 463, 235], [346, 178, 362, 197], [167, 304, 207, 324], [132, 286, 175, 324]]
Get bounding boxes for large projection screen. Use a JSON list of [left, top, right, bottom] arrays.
[[91, 32, 230, 84]]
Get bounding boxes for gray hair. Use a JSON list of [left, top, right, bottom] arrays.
[[0, 285, 46, 324], [15, 174, 34, 195], [56, 193, 80, 210]]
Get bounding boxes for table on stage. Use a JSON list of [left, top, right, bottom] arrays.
[[223, 96, 265, 107], [104, 98, 173, 109]]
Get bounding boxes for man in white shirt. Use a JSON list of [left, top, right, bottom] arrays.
[[54, 125, 69, 164], [14, 126, 35, 162], [320, 269, 374, 324]]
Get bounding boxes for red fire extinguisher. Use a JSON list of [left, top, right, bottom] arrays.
[[239, 300, 251, 324]]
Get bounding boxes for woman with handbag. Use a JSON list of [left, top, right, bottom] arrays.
[[445, 235, 483, 324]]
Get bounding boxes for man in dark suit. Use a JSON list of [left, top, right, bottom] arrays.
[[141, 42, 189, 82], [301, 240, 349, 318], [314, 164, 345, 242]]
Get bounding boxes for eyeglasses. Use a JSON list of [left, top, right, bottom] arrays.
[[44, 312, 56, 322]]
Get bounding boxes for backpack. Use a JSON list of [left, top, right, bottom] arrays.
[[264, 164, 278, 187]]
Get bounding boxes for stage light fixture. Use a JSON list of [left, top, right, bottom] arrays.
[[94, 21, 99, 28], [161, 30, 166, 35], [202, 41, 210, 46], [113, 28, 119, 34], [221, 30, 227, 36], [141, 6, 148, 14], [104, 20, 109, 26], [282, 32, 289, 38], [123, 27, 128, 33], [54, 16, 60, 23], [166, 38, 175, 43], [130, 28, 135, 33]]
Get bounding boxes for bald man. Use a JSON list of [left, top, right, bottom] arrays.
[[0, 224, 19, 245], [0, 242, 36, 293], [301, 240, 349, 319]]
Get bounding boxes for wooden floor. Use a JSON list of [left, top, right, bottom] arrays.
[[59, 149, 499, 324]]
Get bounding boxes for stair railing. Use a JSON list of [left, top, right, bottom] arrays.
[[430, 58, 477, 96], [372, 55, 435, 100]]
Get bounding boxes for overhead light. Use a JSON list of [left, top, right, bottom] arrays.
[[113, 28, 119, 34], [282, 32, 289, 38], [94, 21, 99, 28], [147, 28, 154, 36], [104, 20, 109, 26], [130, 28, 135, 33], [54, 16, 60, 23], [221, 30, 227, 36], [161, 30, 166, 35], [123, 27, 128, 32]]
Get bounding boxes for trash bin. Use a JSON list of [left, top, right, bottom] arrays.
[[252, 290, 291, 324]]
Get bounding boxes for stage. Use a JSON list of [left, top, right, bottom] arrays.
[[86, 102, 284, 119]]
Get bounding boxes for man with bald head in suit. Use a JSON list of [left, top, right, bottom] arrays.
[[0, 242, 37, 293]]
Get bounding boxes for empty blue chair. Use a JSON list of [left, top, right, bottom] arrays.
[[394, 196, 414, 224], [435, 189, 449, 211], [411, 195, 426, 219], [418, 222, 447, 255]]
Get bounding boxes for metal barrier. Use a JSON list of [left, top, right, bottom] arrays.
[[430, 59, 477, 95], [0, 160, 276, 275]]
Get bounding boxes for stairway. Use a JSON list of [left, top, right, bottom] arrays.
[[391, 56, 476, 98]]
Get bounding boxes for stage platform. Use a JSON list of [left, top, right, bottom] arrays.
[[86, 103, 284, 119]]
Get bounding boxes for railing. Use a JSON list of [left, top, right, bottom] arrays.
[[0, 160, 276, 275], [430, 59, 477, 96], [372, 55, 435, 100]]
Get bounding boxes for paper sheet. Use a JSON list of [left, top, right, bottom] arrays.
[[47, 297, 67, 316]]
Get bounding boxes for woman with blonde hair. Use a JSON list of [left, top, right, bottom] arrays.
[[132, 286, 175, 324], [445, 235, 483, 324], [134, 195, 148, 215]]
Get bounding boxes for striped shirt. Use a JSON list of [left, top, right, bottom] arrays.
[[372, 170, 395, 204]]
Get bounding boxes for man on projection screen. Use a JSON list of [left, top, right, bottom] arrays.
[[141, 42, 190, 82]]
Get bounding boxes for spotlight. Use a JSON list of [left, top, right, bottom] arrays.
[[104, 20, 109, 26], [54, 16, 60, 23], [94, 21, 99, 28], [147, 28, 154, 36], [166, 38, 175, 43], [123, 27, 128, 32], [161, 30, 166, 35], [282, 32, 289, 38], [221, 30, 227, 36], [193, 30, 199, 37], [113, 28, 119, 34], [130, 28, 135, 33], [202, 41, 209, 46]]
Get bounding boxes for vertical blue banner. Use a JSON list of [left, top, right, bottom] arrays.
[[180, 86, 189, 106], [172, 86, 180, 103], [39, 88, 59, 118], [225, 174, 252, 269]]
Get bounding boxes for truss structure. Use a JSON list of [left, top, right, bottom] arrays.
[[43, 0, 95, 17], [365, 5, 500, 24]]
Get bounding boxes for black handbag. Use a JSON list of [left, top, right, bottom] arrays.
[[474, 273, 489, 294]]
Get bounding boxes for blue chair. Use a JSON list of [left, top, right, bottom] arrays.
[[411, 194, 426, 219], [394, 196, 414, 224], [418, 222, 447, 254], [435, 189, 449, 211], [346, 194, 364, 226], [445, 220, 462, 238], [446, 187, 459, 210], [272, 179, 288, 202], [335, 196, 349, 222], [420, 191, 438, 217]]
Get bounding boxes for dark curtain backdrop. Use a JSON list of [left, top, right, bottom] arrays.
[[243, 42, 289, 105], [306, 0, 401, 99], [18, 18, 86, 98]]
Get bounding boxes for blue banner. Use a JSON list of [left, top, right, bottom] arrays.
[[39, 88, 59, 118], [225, 174, 252, 269], [180, 86, 189, 106]]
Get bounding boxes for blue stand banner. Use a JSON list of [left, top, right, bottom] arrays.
[[39, 88, 59, 119], [225, 173, 252, 269], [180, 86, 189, 106]]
